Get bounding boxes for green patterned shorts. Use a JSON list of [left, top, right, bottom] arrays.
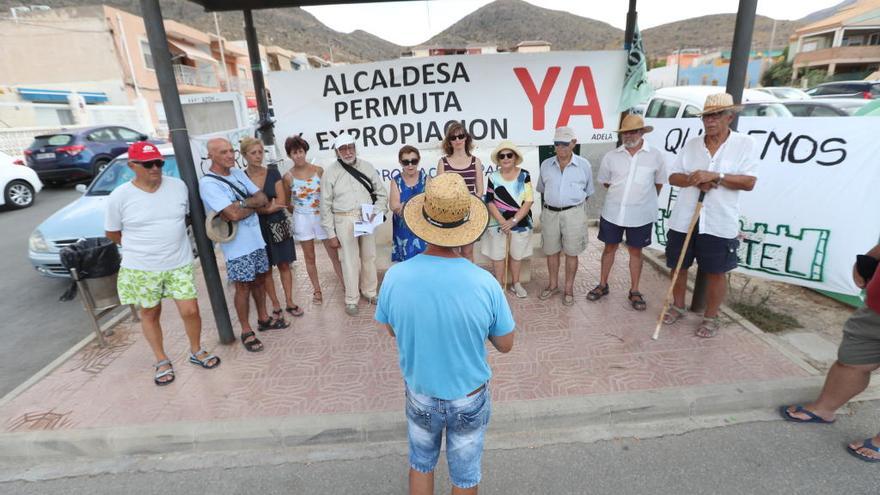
[[117, 264, 198, 308]]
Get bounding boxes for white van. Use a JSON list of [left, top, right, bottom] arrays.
[[644, 86, 792, 118]]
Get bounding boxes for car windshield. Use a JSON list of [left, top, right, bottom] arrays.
[[31, 134, 73, 147], [776, 88, 805, 99], [87, 156, 180, 196]]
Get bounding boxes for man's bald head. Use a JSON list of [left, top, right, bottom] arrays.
[[207, 138, 235, 171]]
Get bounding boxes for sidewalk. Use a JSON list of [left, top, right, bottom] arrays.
[[0, 242, 827, 459]]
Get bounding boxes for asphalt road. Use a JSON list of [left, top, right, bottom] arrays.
[[3, 401, 878, 494], [0, 184, 90, 397]]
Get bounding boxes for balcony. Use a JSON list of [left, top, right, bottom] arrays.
[[173, 64, 219, 91], [221, 76, 251, 93], [794, 45, 880, 67]]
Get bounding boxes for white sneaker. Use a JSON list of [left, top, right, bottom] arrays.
[[345, 304, 358, 316], [508, 283, 528, 298]]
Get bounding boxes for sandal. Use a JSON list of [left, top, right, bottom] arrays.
[[539, 287, 560, 301], [847, 438, 880, 463], [662, 305, 687, 325], [586, 284, 609, 301], [257, 316, 290, 331], [312, 291, 323, 305], [241, 331, 264, 352], [562, 293, 575, 306], [188, 349, 221, 369], [695, 316, 720, 338], [285, 304, 304, 317], [153, 359, 175, 386], [628, 291, 647, 311]]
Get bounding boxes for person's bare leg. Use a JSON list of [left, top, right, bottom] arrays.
[[252, 273, 270, 322], [409, 469, 434, 495], [322, 239, 345, 285], [703, 272, 727, 318], [452, 484, 479, 495], [491, 260, 504, 286], [599, 243, 618, 287], [509, 259, 522, 285], [233, 282, 254, 334], [278, 262, 295, 308], [260, 266, 281, 314], [787, 362, 880, 421], [173, 298, 202, 354], [461, 243, 474, 262], [302, 240, 321, 295], [671, 267, 689, 309], [546, 253, 560, 291], [627, 246, 643, 292], [140, 304, 172, 383], [563, 254, 578, 296]]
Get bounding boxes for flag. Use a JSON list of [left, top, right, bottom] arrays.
[[618, 21, 652, 112]]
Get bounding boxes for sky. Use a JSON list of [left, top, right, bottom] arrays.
[[303, 0, 845, 46]]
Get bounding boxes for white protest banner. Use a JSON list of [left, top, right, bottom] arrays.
[[189, 125, 257, 175], [645, 117, 880, 296], [268, 51, 626, 155]]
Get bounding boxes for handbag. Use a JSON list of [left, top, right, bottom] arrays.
[[268, 215, 292, 243]]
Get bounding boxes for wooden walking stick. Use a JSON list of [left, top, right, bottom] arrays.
[[653, 190, 707, 341], [502, 231, 511, 291]]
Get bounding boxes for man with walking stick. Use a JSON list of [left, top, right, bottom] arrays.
[[659, 93, 758, 338]]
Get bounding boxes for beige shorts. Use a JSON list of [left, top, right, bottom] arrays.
[[540, 204, 588, 256], [481, 228, 533, 261]]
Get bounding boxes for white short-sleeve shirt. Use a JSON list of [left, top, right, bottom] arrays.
[[667, 131, 759, 239], [597, 142, 666, 227], [104, 177, 193, 271]]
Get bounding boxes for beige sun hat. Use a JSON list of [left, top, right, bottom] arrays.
[[205, 210, 237, 243], [616, 114, 654, 134], [698, 93, 742, 116], [490, 140, 524, 166], [403, 173, 489, 248]]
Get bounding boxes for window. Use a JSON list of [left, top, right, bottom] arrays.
[[115, 127, 142, 141], [682, 105, 701, 118], [140, 39, 154, 70], [645, 98, 681, 118], [786, 104, 810, 117], [810, 106, 842, 117], [88, 128, 117, 142], [869, 33, 880, 46]]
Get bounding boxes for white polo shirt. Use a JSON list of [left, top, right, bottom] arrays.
[[667, 131, 759, 239], [597, 142, 666, 227]]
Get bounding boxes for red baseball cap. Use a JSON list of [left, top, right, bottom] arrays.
[[128, 141, 162, 162]]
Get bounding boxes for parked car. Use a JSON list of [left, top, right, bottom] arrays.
[[754, 87, 812, 100], [1, 150, 43, 209], [644, 86, 792, 118], [805, 80, 880, 99], [28, 145, 180, 277], [23, 126, 163, 186], [782, 98, 870, 116]]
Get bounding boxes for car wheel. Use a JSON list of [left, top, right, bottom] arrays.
[[93, 159, 110, 177], [4, 180, 35, 209]]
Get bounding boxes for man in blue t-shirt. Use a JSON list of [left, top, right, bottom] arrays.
[[200, 138, 284, 353], [375, 173, 515, 495]]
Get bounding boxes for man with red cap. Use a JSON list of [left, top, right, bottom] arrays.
[[106, 141, 220, 387]]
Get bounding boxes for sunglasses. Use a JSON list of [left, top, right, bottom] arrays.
[[553, 141, 571, 147], [450, 133, 468, 141], [400, 158, 420, 166], [497, 152, 515, 160], [137, 160, 165, 169]]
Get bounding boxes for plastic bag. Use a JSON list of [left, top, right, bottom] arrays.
[[59, 237, 121, 280]]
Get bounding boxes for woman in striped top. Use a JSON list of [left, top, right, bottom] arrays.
[[437, 122, 485, 261]]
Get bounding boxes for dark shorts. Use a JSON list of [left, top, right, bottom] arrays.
[[838, 307, 880, 366], [665, 225, 739, 274], [598, 217, 653, 248]]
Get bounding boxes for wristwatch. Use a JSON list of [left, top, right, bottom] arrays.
[[239, 199, 247, 209], [716, 172, 725, 184]]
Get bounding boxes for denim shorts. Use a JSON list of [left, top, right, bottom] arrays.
[[226, 248, 269, 282], [405, 383, 491, 489], [665, 225, 739, 274]]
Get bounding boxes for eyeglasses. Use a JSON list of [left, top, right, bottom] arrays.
[[497, 152, 515, 160], [553, 141, 571, 147], [450, 133, 468, 141], [137, 160, 165, 169], [400, 158, 420, 166], [701, 112, 725, 121]]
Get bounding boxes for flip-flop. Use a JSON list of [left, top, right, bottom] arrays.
[[846, 438, 880, 463], [539, 287, 560, 300], [779, 405, 835, 424], [285, 305, 304, 317], [562, 294, 575, 306]]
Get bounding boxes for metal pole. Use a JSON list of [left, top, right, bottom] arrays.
[[213, 12, 230, 88], [624, 0, 637, 50], [140, 0, 235, 344], [691, 0, 758, 313], [243, 9, 274, 147]]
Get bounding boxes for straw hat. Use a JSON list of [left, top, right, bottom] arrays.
[[403, 173, 489, 248], [698, 93, 742, 116], [490, 140, 524, 166], [205, 210, 237, 243], [616, 114, 653, 134]]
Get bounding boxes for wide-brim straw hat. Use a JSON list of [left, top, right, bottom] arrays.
[[617, 114, 653, 134], [698, 93, 743, 116], [403, 173, 489, 248], [490, 140, 524, 166], [205, 210, 237, 243]]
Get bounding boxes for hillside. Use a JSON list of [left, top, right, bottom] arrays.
[[642, 14, 799, 58]]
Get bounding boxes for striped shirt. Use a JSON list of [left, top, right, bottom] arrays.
[[442, 155, 478, 196]]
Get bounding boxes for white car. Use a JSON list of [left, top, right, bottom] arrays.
[[1, 150, 42, 209], [644, 85, 792, 118]]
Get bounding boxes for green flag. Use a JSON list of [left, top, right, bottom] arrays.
[[618, 22, 652, 112]]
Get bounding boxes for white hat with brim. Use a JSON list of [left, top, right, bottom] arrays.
[[553, 127, 576, 142], [332, 133, 356, 149], [205, 210, 236, 243], [698, 93, 743, 116], [403, 173, 489, 248], [490, 140, 524, 166]]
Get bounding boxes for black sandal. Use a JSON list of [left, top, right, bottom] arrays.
[[241, 331, 264, 352], [257, 316, 290, 331], [285, 304, 304, 317], [586, 284, 609, 301], [628, 291, 647, 311]]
